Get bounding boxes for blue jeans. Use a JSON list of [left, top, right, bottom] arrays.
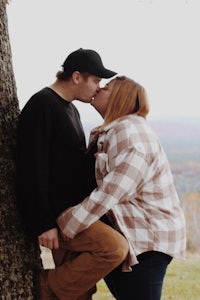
[[104, 251, 172, 300]]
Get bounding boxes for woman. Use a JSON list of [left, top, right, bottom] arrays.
[[58, 76, 186, 300]]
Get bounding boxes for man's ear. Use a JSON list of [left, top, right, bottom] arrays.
[[72, 71, 81, 85]]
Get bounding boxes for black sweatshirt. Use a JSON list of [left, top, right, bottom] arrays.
[[16, 88, 89, 236]]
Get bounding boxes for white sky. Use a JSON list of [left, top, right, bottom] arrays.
[[6, 0, 200, 124]]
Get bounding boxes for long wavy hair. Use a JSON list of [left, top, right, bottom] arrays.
[[102, 76, 149, 128]]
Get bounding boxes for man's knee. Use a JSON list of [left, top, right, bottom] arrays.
[[109, 230, 129, 263], [91, 221, 129, 263]]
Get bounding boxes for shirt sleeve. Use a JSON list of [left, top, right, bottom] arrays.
[[57, 125, 149, 239]]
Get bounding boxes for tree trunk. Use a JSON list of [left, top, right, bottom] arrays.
[[0, 2, 41, 299]]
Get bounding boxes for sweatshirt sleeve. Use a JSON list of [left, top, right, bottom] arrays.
[[57, 124, 149, 239]]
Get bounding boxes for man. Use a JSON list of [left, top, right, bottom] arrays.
[[16, 48, 128, 300]]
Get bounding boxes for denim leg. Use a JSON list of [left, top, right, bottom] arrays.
[[104, 251, 172, 300]]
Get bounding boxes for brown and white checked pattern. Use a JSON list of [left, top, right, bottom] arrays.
[[57, 115, 186, 271]]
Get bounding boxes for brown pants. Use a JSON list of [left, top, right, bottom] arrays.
[[48, 220, 129, 300]]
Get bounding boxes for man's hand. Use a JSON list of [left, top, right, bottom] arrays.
[[38, 227, 59, 250]]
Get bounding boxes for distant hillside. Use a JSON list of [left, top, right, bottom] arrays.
[[150, 118, 200, 163], [150, 118, 200, 196]]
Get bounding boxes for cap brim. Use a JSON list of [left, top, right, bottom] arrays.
[[94, 69, 117, 79]]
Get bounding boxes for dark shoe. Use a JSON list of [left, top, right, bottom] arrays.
[[39, 270, 58, 300]]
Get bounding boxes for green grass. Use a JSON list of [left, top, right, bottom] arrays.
[[93, 252, 200, 300]]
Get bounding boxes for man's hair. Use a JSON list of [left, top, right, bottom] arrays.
[[103, 76, 149, 128], [56, 70, 91, 81]]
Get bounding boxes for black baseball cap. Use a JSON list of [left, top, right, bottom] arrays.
[[62, 48, 117, 79]]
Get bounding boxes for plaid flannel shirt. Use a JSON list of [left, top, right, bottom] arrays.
[[58, 115, 186, 271]]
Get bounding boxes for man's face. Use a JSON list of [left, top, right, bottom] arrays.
[[76, 74, 101, 103]]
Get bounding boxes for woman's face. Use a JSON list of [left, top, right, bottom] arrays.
[[91, 79, 115, 118]]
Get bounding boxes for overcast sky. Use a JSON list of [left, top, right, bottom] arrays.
[[6, 0, 200, 125]]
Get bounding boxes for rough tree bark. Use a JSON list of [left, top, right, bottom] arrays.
[[0, 1, 41, 299]]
